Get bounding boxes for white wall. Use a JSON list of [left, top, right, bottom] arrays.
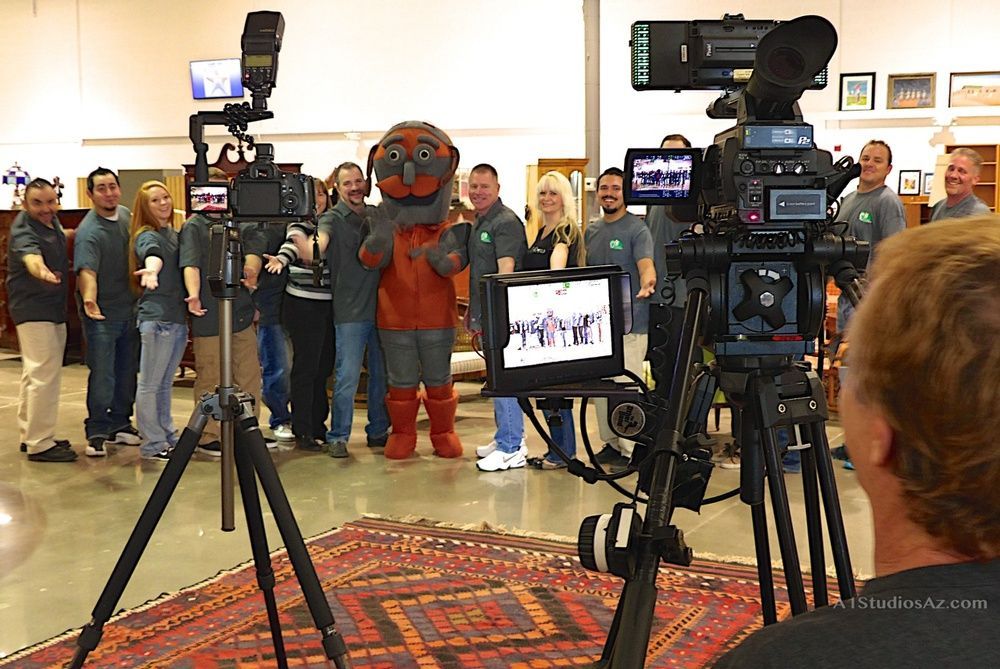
[[3, 0, 999, 213], [1, 0, 586, 214]]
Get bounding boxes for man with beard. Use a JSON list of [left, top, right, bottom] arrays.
[[585, 167, 656, 470], [318, 162, 389, 458], [73, 167, 141, 457]]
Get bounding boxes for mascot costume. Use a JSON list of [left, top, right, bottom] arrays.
[[359, 121, 470, 460]]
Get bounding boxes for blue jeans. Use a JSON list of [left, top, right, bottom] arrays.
[[327, 321, 389, 444], [257, 323, 291, 428], [494, 396, 524, 453], [137, 321, 187, 456], [546, 407, 576, 461], [82, 317, 139, 439]]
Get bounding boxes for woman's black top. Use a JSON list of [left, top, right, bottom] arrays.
[[524, 227, 580, 270]]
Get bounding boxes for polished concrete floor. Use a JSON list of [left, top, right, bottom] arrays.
[[0, 356, 873, 658]]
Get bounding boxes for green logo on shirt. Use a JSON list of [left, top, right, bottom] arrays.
[[858, 211, 873, 223], [609, 239, 624, 250], [480, 231, 493, 243]]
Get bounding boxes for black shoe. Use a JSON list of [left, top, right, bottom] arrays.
[[85, 437, 108, 458], [142, 448, 172, 462], [197, 441, 222, 457], [108, 425, 142, 445], [594, 444, 622, 465], [296, 435, 324, 452], [366, 432, 389, 448], [28, 445, 78, 462]]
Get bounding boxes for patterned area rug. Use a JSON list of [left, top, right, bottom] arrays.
[[2, 517, 809, 668]]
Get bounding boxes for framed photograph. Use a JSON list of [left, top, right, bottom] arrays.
[[899, 170, 922, 196], [923, 173, 934, 195], [949, 71, 1000, 107], [887, 73, 936, 109], [839, 72, 876, 111]]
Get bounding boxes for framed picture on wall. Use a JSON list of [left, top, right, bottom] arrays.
[[839, 72, 876, 111], [887, 73, 936, 109], [949, 71, 1000, 107], [923, 173, 934, 195], [899, 170, 922, 196]]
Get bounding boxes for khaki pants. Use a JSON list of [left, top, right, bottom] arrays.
[[17, 321, 67, 453], [193, 327, 262, 443], [596, 333, 648, 458]]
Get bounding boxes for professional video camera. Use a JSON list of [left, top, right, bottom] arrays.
[[188, 11, 314, 221], [481, 14, 865, 669]]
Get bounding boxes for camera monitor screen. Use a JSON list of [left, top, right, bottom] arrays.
[[480, 266, 631, 393], [624, 148, 701, 206], [189, 184, 229, 213], [190, 58, 245, 100]]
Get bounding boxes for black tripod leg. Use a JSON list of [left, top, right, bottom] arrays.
[[808, 422, 857, 600], [758, 422, 808, 615], [70, 414, 208, 668], [798, 433, 829, 607], [236, 413, 351, 668], [233, 427, 289, 669], [735, 406, 779, 624]]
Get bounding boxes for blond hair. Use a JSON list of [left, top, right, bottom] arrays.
[[848, 215, 1000, 559], [532, 171, 584, 266]]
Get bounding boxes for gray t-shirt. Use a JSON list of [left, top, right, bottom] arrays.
[[247, 221, 288, 327], [645, 205, 690, 307], [134, 227, 185, 324], [178, 215, 256, 337], [73, 205, 135, 321], [468, 198, 527, 329], [6, 211, 68, 325], [929, 194, 991, 222], [318, 200, 381, 324], [713, 559, 1000, 669], [834, 186, 905, 326], [585, 212, 654, 334]]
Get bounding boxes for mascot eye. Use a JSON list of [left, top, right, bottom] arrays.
[[413, 144, 435, 165], [384, 144, 406, 165]]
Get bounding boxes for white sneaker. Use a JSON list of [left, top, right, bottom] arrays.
[[476, 447, 527, 472], [476, 438, 527, 459], [272, 424, 294, 441]]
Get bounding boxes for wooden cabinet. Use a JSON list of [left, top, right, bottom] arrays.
[[900, 195, 930, 227]]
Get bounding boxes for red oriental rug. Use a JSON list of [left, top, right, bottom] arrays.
[[2, 517, 824, 668]]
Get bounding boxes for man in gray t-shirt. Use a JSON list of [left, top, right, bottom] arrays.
[[834, 141, 906, 331], [929, 148, 991, 222], [73, 168, 139, 457], [586, 167, 656, 465]]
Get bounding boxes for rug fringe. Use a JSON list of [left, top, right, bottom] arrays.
[[359, 513, 871, 579]]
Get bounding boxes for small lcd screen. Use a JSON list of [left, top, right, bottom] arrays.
[[742, 125, 813, 149], [623, 148, 701, 205], [236, 182, 281, 216], [502, 278, 613, 369], [190, 58, 244, 100], [190, 185, 229, 213], [244, 54, 273, 67], [767, 189, 827, 220]]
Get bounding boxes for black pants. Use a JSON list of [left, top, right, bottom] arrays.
[[282, 294, 334, 440], [647, 303, 703, 396]]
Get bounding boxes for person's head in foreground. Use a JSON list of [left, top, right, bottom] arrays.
[[714, 215, 1000, 668]]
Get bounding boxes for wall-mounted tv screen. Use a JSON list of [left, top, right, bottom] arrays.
[[190, 58, 244, 100]]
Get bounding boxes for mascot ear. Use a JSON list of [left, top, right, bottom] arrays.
[[439, 146, 460, 189], [365, 144, 378, 197]]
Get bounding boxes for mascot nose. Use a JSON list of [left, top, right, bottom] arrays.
[[402, 161, 416, 186]]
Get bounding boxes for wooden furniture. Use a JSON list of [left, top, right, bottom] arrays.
[[525, 158, 589, 241], [0, 209, 87, 361], [900, 195, 930, 227]]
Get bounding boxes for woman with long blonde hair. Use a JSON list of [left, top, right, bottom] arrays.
[[129, 180, 186, 461], [524, 171, 584, 469]]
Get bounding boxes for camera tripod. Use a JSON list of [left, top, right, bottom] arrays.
[[70, 221, 351, 669], [580, 287, 856, 669]]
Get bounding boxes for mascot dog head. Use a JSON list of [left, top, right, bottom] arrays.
[[368, 121, 459, 225]]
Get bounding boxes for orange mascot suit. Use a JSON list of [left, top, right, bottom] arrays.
[[358, 121, 470, 459]]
